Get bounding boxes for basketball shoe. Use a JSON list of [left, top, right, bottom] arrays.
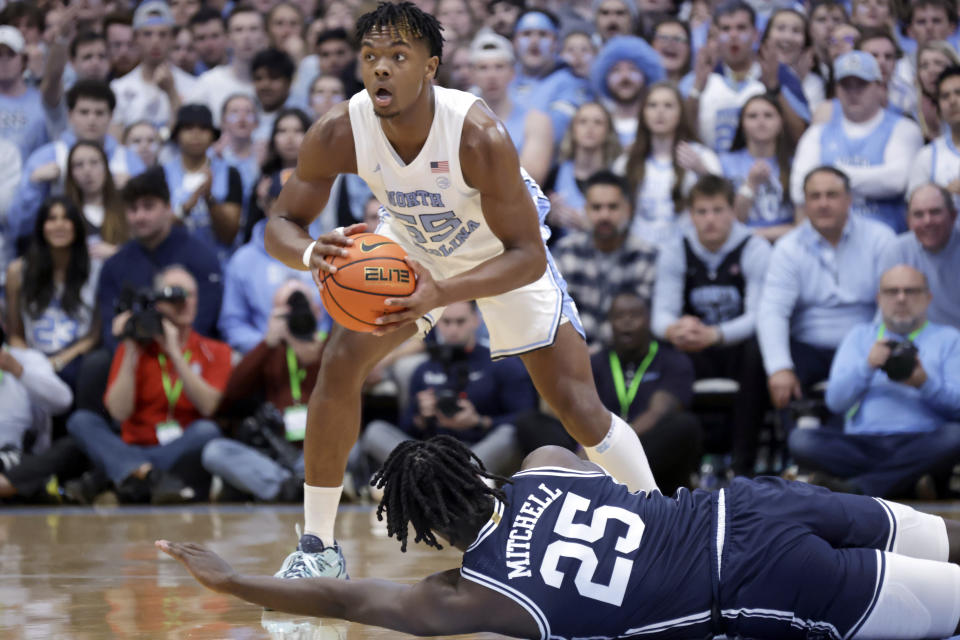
[[274, 525, 349, 580]]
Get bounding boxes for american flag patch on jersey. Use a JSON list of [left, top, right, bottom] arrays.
[[430, 161, 449, 173]]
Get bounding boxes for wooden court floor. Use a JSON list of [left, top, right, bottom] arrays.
[[0, 504, 509, 640], [2, 502, 959, 640]]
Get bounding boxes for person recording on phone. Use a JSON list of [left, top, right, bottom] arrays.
[[66, 264, 231, 504], [788, 264, 960, 498], [200, 279, 326, 503], [359, 301, 538, 478]]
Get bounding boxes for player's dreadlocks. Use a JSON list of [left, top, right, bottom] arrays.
[[354, 1, 445, 64], [371, 435, 509, 552]]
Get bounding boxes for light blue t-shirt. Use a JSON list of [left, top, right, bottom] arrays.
[[0, 88, 49, 166]]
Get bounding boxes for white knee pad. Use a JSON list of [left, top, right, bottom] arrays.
[[853, 552, 960, 639], [877, 499, 949, 562]]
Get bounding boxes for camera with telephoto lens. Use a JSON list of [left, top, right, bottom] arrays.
[[881, 339, 919, 381], [285, 291, 317, 340], [427, 343, 470, 417], [114, 285, 187, 345]]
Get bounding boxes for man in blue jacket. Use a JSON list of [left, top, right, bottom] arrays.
[[97, 167, 223, 350], [789, 264, 960, 497]]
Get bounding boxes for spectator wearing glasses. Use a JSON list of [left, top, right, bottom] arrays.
[[788, 264, 960, 498], [650, 18, 692, 86]]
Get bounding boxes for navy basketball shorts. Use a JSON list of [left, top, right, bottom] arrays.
[[714, 477, 958, 640]]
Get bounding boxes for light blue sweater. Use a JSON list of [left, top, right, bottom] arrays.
[[757, 216, 895, 374], [826, 320, 960, 434]]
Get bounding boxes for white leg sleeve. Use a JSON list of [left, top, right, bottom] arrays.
[[878, 499, 950, 562], [584, 413, 659, 494], [853, 552, 960, 640]]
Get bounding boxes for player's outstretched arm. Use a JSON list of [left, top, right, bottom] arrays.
[[155, 540, 522, 637], [264, 102, 364, 286]]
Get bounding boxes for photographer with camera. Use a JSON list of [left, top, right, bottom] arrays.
[[789, 265, 960, 498], [200, 280, 325, 503], [66, 265, 231, 504], [358, 301, 538, 478]]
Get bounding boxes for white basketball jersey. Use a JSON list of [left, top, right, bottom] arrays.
[[349, 86, 508, 278]]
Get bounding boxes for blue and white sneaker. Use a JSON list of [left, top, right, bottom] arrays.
[[274, 525, 349, 580]]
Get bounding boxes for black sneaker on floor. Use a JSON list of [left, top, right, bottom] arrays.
[[147, 470, 195, 505], [63, 469, 110, 505]]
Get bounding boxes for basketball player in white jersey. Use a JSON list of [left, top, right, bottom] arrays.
[[262, 1, 659, 580]]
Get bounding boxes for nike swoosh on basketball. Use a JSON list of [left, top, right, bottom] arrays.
[[360, 241, 391, 252]]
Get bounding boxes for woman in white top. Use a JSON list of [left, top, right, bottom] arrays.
[[618, 82, 721, 246], [63, 141, 127, 263], [546, 101, 622, 235], [762, 9, 825, 112], [4, 197, 100, 388]]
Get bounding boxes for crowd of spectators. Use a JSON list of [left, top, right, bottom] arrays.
[[1, 0, 959, 506]]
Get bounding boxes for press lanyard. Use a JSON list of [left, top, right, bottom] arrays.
[[609, 341, 659, 419], [876, 321, 927, 341], [157, 350, 192, 416], [286, 347, 307, 403]]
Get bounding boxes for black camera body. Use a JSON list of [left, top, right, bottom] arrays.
[[114, 285, 187, 345], [427, 343, 470, 418], [881, 339, 919, 381], [235, 403, 303, 471], [286, 290, 317, 340]]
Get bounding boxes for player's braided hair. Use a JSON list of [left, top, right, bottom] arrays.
[[371, 435, 509, 552], [354, 1, 445, 64]]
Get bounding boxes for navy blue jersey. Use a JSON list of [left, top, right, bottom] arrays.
[[460, 466, 718, 640]]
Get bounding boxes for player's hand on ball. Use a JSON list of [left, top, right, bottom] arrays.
[[155, 540, 237, 593], [375, 257, 442, 335], [308, 223, 367, 289]]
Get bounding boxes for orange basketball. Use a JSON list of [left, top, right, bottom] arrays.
[[320, 233, 416, 332]]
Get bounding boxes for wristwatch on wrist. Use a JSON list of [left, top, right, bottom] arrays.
[[738, 183, 755, 199], [689, 86, 702, 100]]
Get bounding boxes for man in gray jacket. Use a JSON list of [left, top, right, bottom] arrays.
[[652, 175, 771, 475]]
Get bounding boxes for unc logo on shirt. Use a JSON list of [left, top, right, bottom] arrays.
[[32, 308, 81, 352], [385, 189, 482, 259], [689, 284, 743, 325]]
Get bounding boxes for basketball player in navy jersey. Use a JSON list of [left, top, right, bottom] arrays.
[[261, 1, 659, 580], [160, 435, 960, 639]]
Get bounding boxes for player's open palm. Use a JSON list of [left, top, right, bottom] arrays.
[[375, 258, 442, 334], [156, 540, 237, 593]]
